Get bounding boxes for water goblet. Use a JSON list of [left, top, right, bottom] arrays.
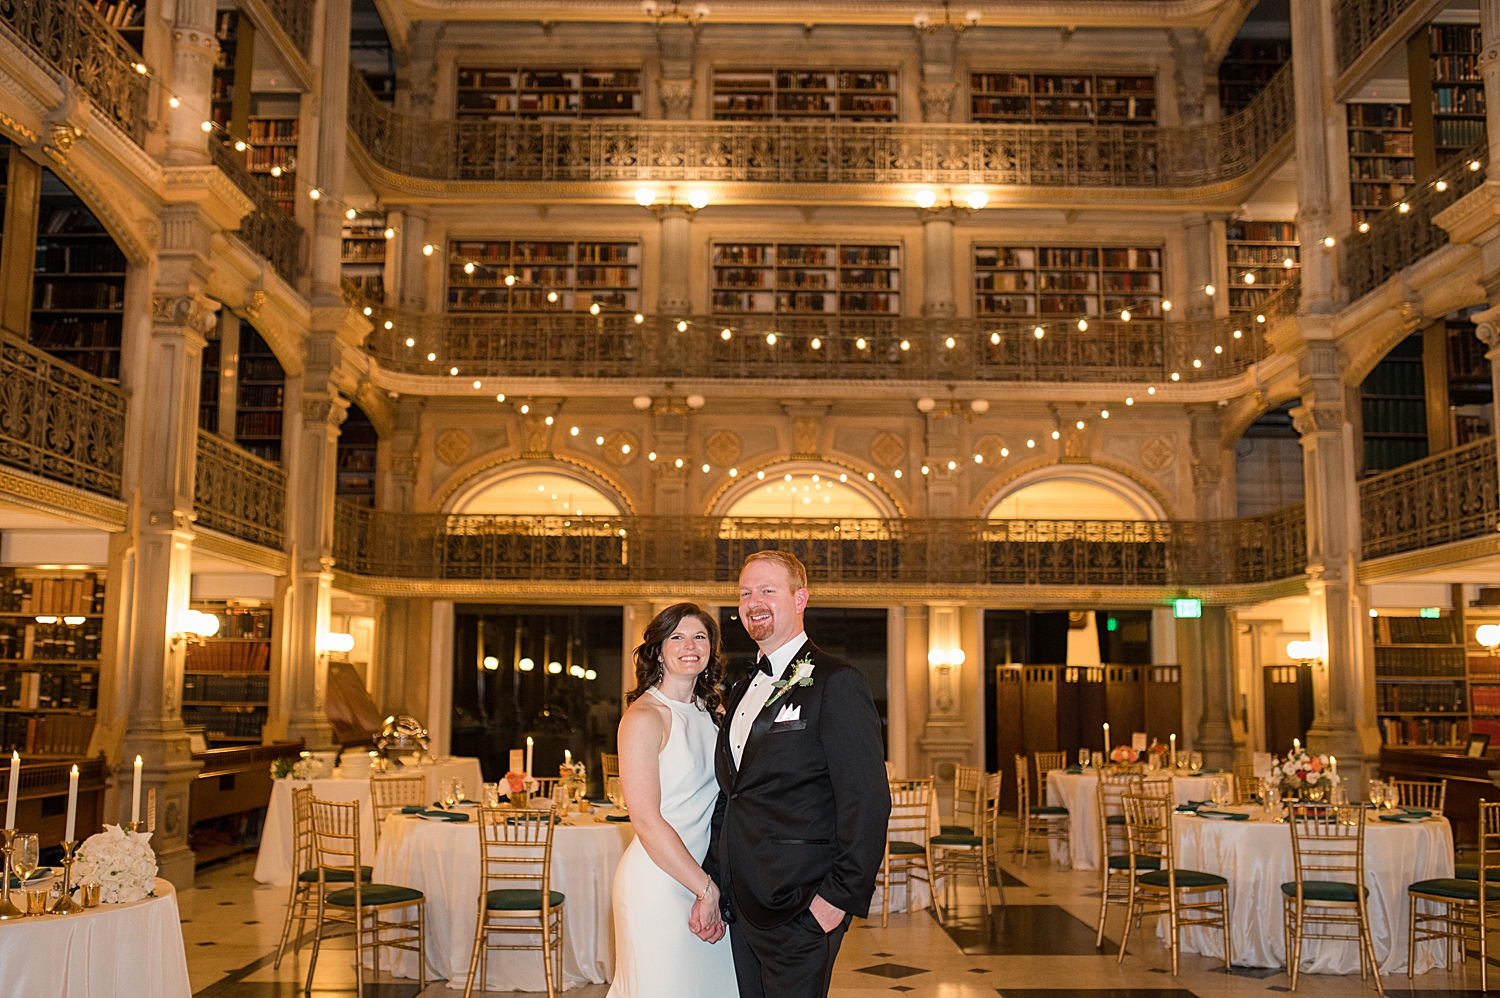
[[1211, 776, 1231, 807], [440, 779, 455, 809], [11, 834, 38, 894], [1091, 751, 1105, 770], [453, 778, 466, 804], [483, 782, 499, 807], [1331, 783, 1348, 807], [1188, 752, 1203, 773], [606, 775, 627, 813]]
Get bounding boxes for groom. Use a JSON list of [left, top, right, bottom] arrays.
[[699, 550, 890, 998]]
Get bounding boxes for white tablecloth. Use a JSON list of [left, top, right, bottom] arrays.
[[372, 810, 634, 991], [1165, 809, 1453, 974], [869, 781, 942, 915], [0, 877, 190, 997], [254, 757, 485, 885], [1046, 769, 1207, 870]]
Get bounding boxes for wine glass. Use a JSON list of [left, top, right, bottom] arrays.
[[11, 833, 37, 888], [453, 778, 466, 804], [1188, 752, 1203, 773], [606, 776, 627, 814], [1209, 777, 1229, 807], [441, 779, 455, 809], [1078, 748, 1090, 769], [483, 782, 499, 807]]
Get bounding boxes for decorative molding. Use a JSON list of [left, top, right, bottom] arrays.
[[917, 82, 956, 122], [704, 430, 743, 468], [657, 78, 695, 117], [191, 526, 291, 574], [602, 430, 639, 467], [0, 468, 126, 531], [434, 429, 474, 467], [433, 452, 638, 515], [869, 431, 908, 470]]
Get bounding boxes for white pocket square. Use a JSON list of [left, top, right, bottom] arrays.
[[773, 703, 801, 723]]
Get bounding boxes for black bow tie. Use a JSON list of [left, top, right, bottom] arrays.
[[756, 656, 773, 676]]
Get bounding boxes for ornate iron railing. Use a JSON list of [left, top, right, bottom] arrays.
[[194, 430, 286, 549], [0, 0, 149, 145], [1335, 0, 1422, 75], [1343, 143, 1487, 303], [352, 282, 1294, 384], [0, 327, 126, 498], [211, 141, 303, 281], [1359, 436, 1498, 560], [348, 62, 1292, 189], [261, 0, 312, 59], [333, 503, 1308, 587]]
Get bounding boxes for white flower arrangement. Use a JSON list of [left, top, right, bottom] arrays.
[[1278, 748, 1340, 790], [270, 753, 325, 781], [72, 824, 157, 905]]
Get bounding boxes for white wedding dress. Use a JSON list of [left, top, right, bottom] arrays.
[[608, 687, 738, 997]]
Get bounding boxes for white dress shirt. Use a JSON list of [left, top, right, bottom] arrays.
[[730, 632, 807, 767]]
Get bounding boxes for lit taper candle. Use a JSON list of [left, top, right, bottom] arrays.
[[525, 736, 534, 776], [64, 764, 78, 843], [131, 755, 143, 825], [4, 751, 17, 830], [1103, 722, 1110, 752]]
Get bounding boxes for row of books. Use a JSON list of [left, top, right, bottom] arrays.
[[1432, 55, 1482, 83], [33, 280, 124, 311], [1468, 684, 1500, 714], [1378, 614, 1461, 643], [1351, 185, 1413, 208], [0, 621, 102, 663], [248, 119, 298, 143], [238, 385, 284, 410], [31, 319, 119, 350], [35, 241, 126, 274], [0, 574, 102, 616], [238, 358, 285, 383], [0, 713, 94, 755], [182, 704, 266, 740], [1377, 716, 1466, 746], [1429, 25, 1482, 53], [247, 146, 296, 170], [1349, 104, 1412, 129], [1437, 118, 1486, 148], [93, 2, 140, 27], [457, 69, 641, 90], [236, 412, 283, 437], [1349, 159, 1416, 181], [1226, 221, 1297, 243], [341, 243, 386, 262], [182, 672, 269, 703], [0, 669, 97, 711], [1434, 86, 1485, 115], [1228, 246, 1299, 265], [1349, 131, 1413, 155], [1372, 646, 1465, 677], [1221, 41, 1291, 63], [183, 640, 271, 674], [1376, 681, 1466, 713]]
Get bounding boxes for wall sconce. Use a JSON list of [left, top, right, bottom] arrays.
[[1285, 640, 1321, 664], [926, 647, 965, 666], [482, 655, 500, 671], [1477, 625, 1500, 652], [171, 610, 220, 650], [318, 632, 355, 657], [913, 188, 988, 213]]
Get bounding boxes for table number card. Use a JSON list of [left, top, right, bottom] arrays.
[[1131, 732, 1147, 751], [1252, 752, 1273, 781], [509, 749, 525, 773]]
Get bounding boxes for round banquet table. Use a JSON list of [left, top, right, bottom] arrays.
[[0, 877, 191, 997], [371, 810, 634, 991], [1163, 808, 1453, 974], [253, 756, 485, 885], [1046, 769, 1208, 870]]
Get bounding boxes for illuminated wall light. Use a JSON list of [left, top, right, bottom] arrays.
[[518, 657, 535, 672], [688, 189, 710, 209], [590, 303, 601, 315], [63, 615, 86, 626], [1204, 284, 1215, 296], [1322, 235, 1336, 247], [635, 187, 656, 206], [34, 615, 56, 624], [914, 189, 937, 209], [547, 291, 559, 302], [423, 243, 434, 256], [585, 669, 598, 680], [309, 188, 321, 200], [548, 661, 563, 674], [482, 655, 500, 671], [569, 664, 586, 678], [721, 328, 732, 340], [634, 313, 645, 324], [966, 190, 988, 210]]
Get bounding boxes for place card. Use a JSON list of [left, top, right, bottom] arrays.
[[1131, 732, 1147, 751]]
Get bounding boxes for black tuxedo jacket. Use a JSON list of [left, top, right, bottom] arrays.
[[705, 639, 890, 930]]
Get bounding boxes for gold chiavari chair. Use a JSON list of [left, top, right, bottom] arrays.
[[274, 786, 372, 968], [1234, 774, 1263, 806], [932, 771, 1003, 916], [601, 752, 620, 782], [1034, 751, 1069, 803], [1094, 772, 1151, 948], [1281, 804, 1381, 994], [1118, 792, 1231, 975], [945, 763, 984, 835], [370, 775, 427, 845], [1013, 755, 1069, 866], [1392, 779, 1447, 815], [464, 806, 565, 998], [529, 777, 560, 801], [305, 797, 425, 994], [876, 778, 936, 927], [1409, 799, 1500, 990]]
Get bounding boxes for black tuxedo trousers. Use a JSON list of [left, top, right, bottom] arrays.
[[706, 642, 890, 998]]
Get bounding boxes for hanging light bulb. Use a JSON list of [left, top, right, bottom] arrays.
[[1120, 309, 1131, 321], [634, 313, 645, 323], [590, 302, 601, 315], [1034, 326, 1045, 339], [811, 338, 822, 350], [1161, 299, 1172, 311], [677, 320, 688, 332], [721, 328, 732, 340], [1077, 318, 1087, 331], [464, 262, 476, 275], [1243, 272, 1254, 284], [1204, 284, 1215, 296]]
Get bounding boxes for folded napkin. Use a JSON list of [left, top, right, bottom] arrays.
[[418, 809, 470, 822], [1065, 767, 1084, 774], [400, 805, 425, 814], [1196, 809, 1249, 821], [1378, 813, 1424, 823], [1200, 768, 1223, 774], [1174, 806, 1198, 814], [1185, 800, 1209, 808], [7, 867, 48, 889], [605, 814, 631, 822], [1399, 807, 1433, 818]]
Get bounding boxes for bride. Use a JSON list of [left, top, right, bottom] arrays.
[[608, 603, 737, 997]]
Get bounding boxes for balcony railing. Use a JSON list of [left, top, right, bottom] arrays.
[[194, 430, 286, 549], [0, 328, 126, 499], [1359, 435, 1498, 560], [333, 503, 1307, 588], [261, 0, 312, 59], [1335, 0, 1422, 75], [353, 282, 1292, 384], [0, 0, 148, 146], [348, 62, 1292, 190], [211, 142, 303, 281], [1343, 143, 1487, 303]]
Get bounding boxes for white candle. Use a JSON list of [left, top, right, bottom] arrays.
[[1329, 755, 1337, 774], [1293, 737, 1300, 753], [564, 749, 571, 766], [4, 751, 17, 830], [1103, 722, 1110, 752], [525, 736, 533, 776], [131, 755, 142, 825], [1169, 733, 1176, 768], [64, 764, 78, 843]]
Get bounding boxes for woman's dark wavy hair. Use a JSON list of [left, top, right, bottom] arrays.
[[627, 602, 727, 722]]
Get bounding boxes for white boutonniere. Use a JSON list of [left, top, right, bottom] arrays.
[[765, 653, 815, 709]]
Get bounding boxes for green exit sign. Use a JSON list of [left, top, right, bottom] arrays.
[[1173, 598, 1202, 619], [1419, 607, 1441, 619]]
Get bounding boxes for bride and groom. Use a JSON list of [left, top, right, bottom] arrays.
[[608, 550, 891, 998]]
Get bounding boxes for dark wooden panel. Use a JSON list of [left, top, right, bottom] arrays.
[[1021, 666, 1058, 754], [1264, 664, 1313, 756], [1379, 746, 1497, 848], [995, 667, 1025, 810], [1144, 665, 1182, 745], [188, 740, 302, 825], [1106, 665, 1146, 739]]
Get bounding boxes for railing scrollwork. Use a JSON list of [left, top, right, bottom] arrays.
[[1359, 436, 1498, 560], [211, 142, 303, 281], [194, 430, 287, 549]]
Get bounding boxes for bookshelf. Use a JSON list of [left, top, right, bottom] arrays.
[[31, 169, 126, 383], [93, 2, 144, 55], [246, 115, 298, 216], [455, 68, 642, 121], [970, 73, 1156, 124], [1217, 39, 1290, 114], [1430, 24, 1485, 168], [1375, 610, 1468, 748], [199, 322, 221, 434], [710, 243, 901, 315], [211, 12, 238, 133], [1446, 311, 1494, 445], [181, 601, 272, 747], [446, 239, 639, 313], [235, 328, 285, 465], [972, 245, 1162, 319], [342, 212, 388, 302], [0, 569, 105, 755], [1360, 333, 1427, 473], [1348, 102, 1414, 227], [712, 69, 900, 122], [337, 403, 377, 507], [1225, 221, 1299, 313], [1466, 608, 1500, 744]]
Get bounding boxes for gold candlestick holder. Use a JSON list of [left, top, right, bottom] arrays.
[[126, 821, 144, 835], [48, 840, 82, 915], [0, 828, 21, 919]]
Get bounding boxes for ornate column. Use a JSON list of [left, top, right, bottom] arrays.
[[1291, 0, 1338, 313], [310, 0, 354, 307], [920, 209, 957, 318], [1195, 605, 1237, 768], [397, 206, 430, 310], [1168, 28, 1209, 126], [916, 605, 970, 789], [402, 21, 445, 118], [165, 0, 217, 166], [1181, 213, 1227, 320], [656, 207, 693, 315], [918, 27, 958, 123], [656, 22, 697, 120]]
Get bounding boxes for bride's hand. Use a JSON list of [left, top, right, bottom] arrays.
[[690, 882, 725, 942]]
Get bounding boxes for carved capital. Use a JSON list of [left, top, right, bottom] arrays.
[[918, 82, 957, 122], [1290, 403, 1341, 438], [1191, 461, 1223, 490], [657, 78, 695, 117], [152, 294, 219, 334], [303, 397, 350, 427]]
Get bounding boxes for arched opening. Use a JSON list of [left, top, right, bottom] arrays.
[[987, 468, 1163, 521], [722, 472, 886, 519], [450, 469, 621, 516]]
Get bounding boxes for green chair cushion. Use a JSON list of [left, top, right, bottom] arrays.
[[888, 840, 926, 856], [1138, 869, 1227, 889], [1409, 877, 1500, 901], [1451, 863, 1500, 882], [931, 833, 983, 847], [1107, 855, 1161, 871], [1029, 806, 1069, 817], [298, 866, 372, 884], [940, 824, 973, 836], [486, 888, 565, 911], [325, 883, 424, 907], [1105, 814, 1125, 825], [1281, 881, 1365, 903]]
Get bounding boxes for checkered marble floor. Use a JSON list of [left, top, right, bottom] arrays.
[[184, 817, 1495, 997]]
